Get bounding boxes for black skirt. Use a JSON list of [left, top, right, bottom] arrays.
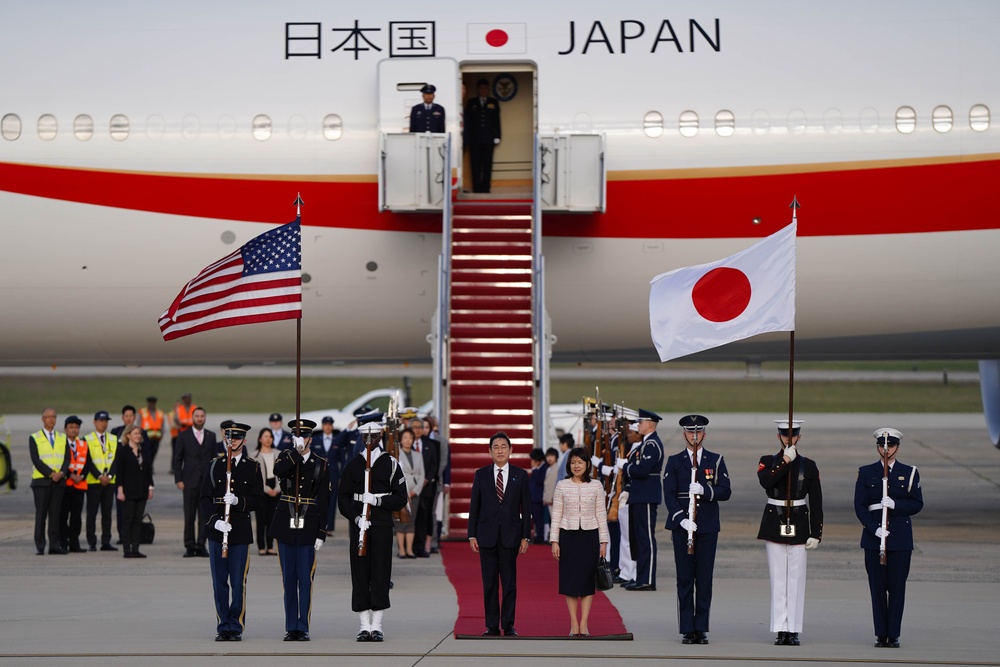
[[558, 528, 600, 597]]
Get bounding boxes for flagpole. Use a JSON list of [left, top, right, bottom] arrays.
[[785, 196, 799, 528], [294, 193, 304, 426]]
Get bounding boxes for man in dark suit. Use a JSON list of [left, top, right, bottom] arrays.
[[173, 407, 217, 557], [312, 415, 345, 534], [619, 409, 664, 592], [409, 415, 439, 557], [468, 431, 531, 637], [409, 84, 445, 133], [854, 428, 923, 649], [663, 415, 732, 645], [464, 79, 502, 193]]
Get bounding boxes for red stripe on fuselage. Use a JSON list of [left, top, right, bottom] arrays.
[[1, 158, 997, 238]]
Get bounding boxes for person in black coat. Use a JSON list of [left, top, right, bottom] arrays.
[[757, 420, 823, 647], [173, 407, 217, 557], [116, 424, 154, 558], [464, 79, 502, 193], [854, 428, 923, 648], [200, 422, 264, 642], [467, 431, 532, 637], [409, 84, 445, 133], [662, 415, 732, 645], [408, 415, 439, 557], [338, 418, 409, 642], [270, 419, 330, 641], [312, 416, 346, 534]]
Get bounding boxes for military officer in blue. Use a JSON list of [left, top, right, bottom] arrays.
[[757, 419, 823, 647], [313, 415, 345, 535], [617, 408, 664, 592], [409, 84, 445, 133], [200, 421, 264, 642], [854, 427, 923, 649], [464, 79, 502, 193], [270, 418, 330, 641], [663, 415, 731, 645]]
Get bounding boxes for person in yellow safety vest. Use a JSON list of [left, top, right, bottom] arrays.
[[140, 395, 166, 475], [85, 410, 119, 551], [60, 415, 94, 553], [171, 392, 198, 475], [29, 407, 69, 555]]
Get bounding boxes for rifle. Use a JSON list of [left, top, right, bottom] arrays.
[[879, 430, 890, 565], [582, 396, 595, 463], [221, 439, 234, 559], [687, 434, 700, 555], [358, 429, 374, 557], [606, 405, 628, 522], [592, 389, 605, 479], [383, 396, 411, 522]]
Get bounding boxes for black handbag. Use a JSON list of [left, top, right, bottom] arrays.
[[139, 513, 155, 544], [595, 556, 614, 591]]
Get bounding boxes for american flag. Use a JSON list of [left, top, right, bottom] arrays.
[[158, 220, 302, 341]]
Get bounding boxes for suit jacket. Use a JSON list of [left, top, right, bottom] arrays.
[[200, 453, 263, 545], [173, 428, 218, 489], [269, 448, 331, 545], [623, 432, 664, 505], [757, 452, 823, 544], [417, 435, 440, 488], [409, 103, 445, 133], [467, 464, 531, 549], [116, 443, 154, 500], [854, 460, 922, 551], [311, 430, 347, 481], [663, 448, 731, 533], [464, 96, 501, 143], [550, 479, 610, 545]]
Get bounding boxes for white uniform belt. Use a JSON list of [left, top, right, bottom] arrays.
[[354, 492, 389, 501], [867, 503, 884, 512], [767, 498, 806, 507]]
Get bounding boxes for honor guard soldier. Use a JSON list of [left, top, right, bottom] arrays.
[[409, 84, 445, 133], [757, 419, 823, 646], [464, 78, 502, 193], [271, 418, 331, 641], [200, 421, 264, 642], [338, 414, 409, 642], [29, 408, 69, 555], [663, 415, 731, 645], [854, 428, 923, 648], [618, 409, 664, 591]]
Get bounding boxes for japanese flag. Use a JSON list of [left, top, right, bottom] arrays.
[[649, 222, 796, 362], [467, 23, 527, 54]]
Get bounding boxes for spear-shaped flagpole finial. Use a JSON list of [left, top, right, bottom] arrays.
[[789, 195, 800, 221], [294, 193, 305, 219]]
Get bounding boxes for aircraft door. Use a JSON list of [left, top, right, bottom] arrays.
[[377, 58, 458, 211]]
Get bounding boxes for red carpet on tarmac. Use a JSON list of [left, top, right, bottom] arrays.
[[440, 542, 632, 640]]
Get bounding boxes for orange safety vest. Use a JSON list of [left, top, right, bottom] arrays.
[[140, 407, 165, 441], [66, 439, 89, 490], [171, 403, 197, 439]]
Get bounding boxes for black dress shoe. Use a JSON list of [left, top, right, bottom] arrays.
[[787, 632, 800, 646], [49, 547, 68, 555], [298, 631, 310, 642], [695, 631, 709, 645], [622, 581, 637, 590], [184, 549, 196, 557], [612, 576, 628, 584], [629, 583, 655, 591], [36, 550, 44, 556], [215, 631, 230, 642], [356, 630, 372, 642], [481, 628, 501, 636], [371, 630, 383, 642], [775, 631, 789, 645], [886, 637, 900, 648], [133, 551, 147, 558], [195, 548, 209, 557], [88, 545, 97, 552], [504, 628, 518, 637], [417, 551, 430, 558], [682, 632, 695, 644], [70, 546, 87, 553], [874, 636, 888, 647], [100, 544, 117, 551], [229, 632, 241, 642], [283, 631, 297, 641]]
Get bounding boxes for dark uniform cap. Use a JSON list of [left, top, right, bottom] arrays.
[[775, 419, 803, 436], [357, 411, 384, 426], [420, 84, 436, 94], [287, 418, 317, 435], [321, 416, 334, 424], [146, 396, 157, 403], [64, 415, 82, 427], [873, 427, 903, 446], [352, 406, 373, 418], [637, 409, 662, 422], [94, 410, 110, 421], [679, 414, 709, 431], [223, 421, 251, 437], [268, 413, 283, 422]]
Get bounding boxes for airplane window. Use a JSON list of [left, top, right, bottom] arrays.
[[37, 114, 58, 141], [932, 106, 953, 133], [323, 114, 343, 141], [714, 110, 735, 137], [109, 114, 129, 141], [643, 111, 663, 138], [1, 113, 20, 140], [969, 104, 990, 132], [252, 114, 272, 141], [73, 115, 94, 141], [895, 106, 916, 134], [679, 110, 699, 138]]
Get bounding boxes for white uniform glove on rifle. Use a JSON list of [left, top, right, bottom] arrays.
[[223, 492, 238, 506], [881, 496, 895, 509], [361, 492, 379, 506], [689, 482, 704, 496], [590, 455, 602, 468], [784, 445, 797, 462], [875, 527, 890, 539], [680, 518, 697, 532], [615, 458, 628, 470], [601, 465, 615, 476], [293, 436, 307, 452], [214, 520, 232, 533], [355, 516, 372, 532]]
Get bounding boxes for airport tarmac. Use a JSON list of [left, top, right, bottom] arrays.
[[1, 413, 997, 666]]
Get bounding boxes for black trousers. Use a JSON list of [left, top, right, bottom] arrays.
[[60, 486, 86, 549], [349, 524, 394, 612], [86, 484, 114, 547], [33, 484, 64, 552], [865, 548, 912, 638], [479, 542, 519, 631], [182, 485, 207, 551], [255, 494, 278, 551], [121, 498, 147, 552], [671, 530, 718, 633], [469, 142, 496, 192], [629, 503, 658, 588], [608, 519, 621, 571], [414, 481, 436, 551]]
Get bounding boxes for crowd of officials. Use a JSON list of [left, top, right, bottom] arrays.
[[29, 394, 922, 648]]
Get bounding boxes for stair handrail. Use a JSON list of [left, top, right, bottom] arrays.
[[434, 132, 453, 448], [532, 133, 547, 450]]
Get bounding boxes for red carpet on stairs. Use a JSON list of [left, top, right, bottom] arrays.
[[440, 541, 632, 639]]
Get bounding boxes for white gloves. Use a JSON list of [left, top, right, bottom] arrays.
[[881, 496, 895, 509], [805, 537, 820, 549], [361, 492, 378, 506], [493, 138, 500, 145], [601, 465, 615, 476], [680, 518, 698, 532], [875, 527, 890, 539], [616, 457, 628, 469], [223, 492, 238, 506], [619, 491, 629, 505], [355, 516, 372, 532], [784, 445, 797, 462], [314, 538, 324, 551], [590, 455, 601, 468], [214, 520, 232, 533], [689, 482, 704, 496], [293, 436, 307, 452]]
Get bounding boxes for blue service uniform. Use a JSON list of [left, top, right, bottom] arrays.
[[623, 431, 664, 588], [311, 431, 346, 532], [604, 432, 624, 571], [663, 448, 731, 634], [409, 103, 445, 133], [463, 95, 501, 192], [854, 460, 923, 641]]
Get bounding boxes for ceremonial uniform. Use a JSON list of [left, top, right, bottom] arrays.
[[854, 428, 923, 647], [757, 420, 823, 645], [29, 415, 69, 555], [200, 424, 264, 641], [622, 410, 664, 591], [409, 101, 445, 133], [312, 416, 346, 533], [338, 419, 408, 641], [464, 81, 502, 193], [270, 420, 330, 641]]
